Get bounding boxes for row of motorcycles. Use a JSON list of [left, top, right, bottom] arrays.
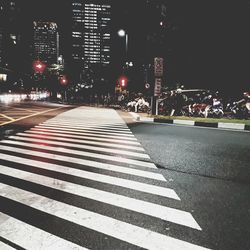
[[123, 97, 150, 113], [159, 99, 250, 119], [121, 90, 250, 119]]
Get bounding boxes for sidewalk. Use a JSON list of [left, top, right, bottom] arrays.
[[129, 112, 250, 131]]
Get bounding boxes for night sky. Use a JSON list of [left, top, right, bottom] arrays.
[[20, 0, 250, 94]]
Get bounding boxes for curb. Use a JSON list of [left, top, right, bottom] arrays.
[[131, 113, 250, 131]]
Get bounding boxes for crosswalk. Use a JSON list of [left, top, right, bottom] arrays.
[[0, 107, 210, 250]]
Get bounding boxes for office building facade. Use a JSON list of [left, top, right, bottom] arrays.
[[71, 1, 111, 68], [33, 21, 59, 65]]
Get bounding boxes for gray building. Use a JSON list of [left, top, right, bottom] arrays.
[[33, 21, 59, 65], [71, 1, 111, 68]]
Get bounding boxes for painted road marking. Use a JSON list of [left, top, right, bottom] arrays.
[[36, 124, 135, 137], [26, 129, 141, 145], [0, 212, 88, 250], [16, 132, 145, 151], [0, 165, 200, 229], [0, 143, 161, 179], [0, 107, 65, 126], [0, 152, 178, 200], [8, 135, 150, 159], [0, 183, 209, 250], [34, 126, 138, 141]]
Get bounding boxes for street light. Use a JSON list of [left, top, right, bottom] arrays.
[[118, 29, 128, 59], [118, 29, 126, 37]]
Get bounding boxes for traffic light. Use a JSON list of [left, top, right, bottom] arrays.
[[59, 75, 68, 86], [118, 76, 128, 88], [33, 60, 46, 73]]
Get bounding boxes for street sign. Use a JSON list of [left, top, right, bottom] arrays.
[[115, 86, 121, 93], [154, 78, 162, 96], [154, 57, 164, 77]]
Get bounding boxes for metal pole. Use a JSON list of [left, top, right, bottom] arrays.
[[125, 33, 128, 61]]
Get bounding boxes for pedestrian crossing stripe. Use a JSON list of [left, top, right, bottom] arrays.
[[34, 125, 138, 140], [0, 141, 156, 169], [7, 134, 148, 159], [0, 152, 178, 199], [15, 132, 146, 152], [0, 107, 210, 250], [26, 129, 142, 145], [0, 240, 16, 250], [0, 184, 209, 250], [0, 212, 88, 250], [36, 124, 135, 137], [42, 122, 133, 133]]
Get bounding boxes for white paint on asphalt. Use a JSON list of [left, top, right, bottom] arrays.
[[0, 165, 199, 229], [8, 135, 150, 159], [43, 121, 130, 130], [37, 124, 134, 136], [41, 122, 133, 133], [0, 153, 177, 200], [27, 129, 141, 145], [0, 241, 16, 250], [0, 183, 209, 250], [35, 125, 138, 139], [33, 126, 138, 141], [0, 212, 88, 250], [0, 143, 162, 179], [16, 132, 145, 151]]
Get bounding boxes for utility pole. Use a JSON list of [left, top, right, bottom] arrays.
[[152, 57, 163, 115]]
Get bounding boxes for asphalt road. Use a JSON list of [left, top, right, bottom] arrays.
[[0, 103, 249, 250], [128, 120, 250, 250], [0, 101, 73, 139]]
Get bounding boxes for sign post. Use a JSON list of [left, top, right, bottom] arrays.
[[152, 57, 163, 115]]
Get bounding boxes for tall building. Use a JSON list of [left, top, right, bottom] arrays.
[[33, 21, 59, 65], [0, 27, 3, 66], [0, 0, 21, 68], [71, 1, 111, 68]]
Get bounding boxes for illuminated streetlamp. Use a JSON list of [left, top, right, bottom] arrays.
[[118, 29, 128, 59]]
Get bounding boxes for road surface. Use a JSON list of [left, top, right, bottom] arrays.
[[0, 103, 249, 249]]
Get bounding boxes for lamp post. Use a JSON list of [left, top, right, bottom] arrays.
[[118, 29, 129, 63]]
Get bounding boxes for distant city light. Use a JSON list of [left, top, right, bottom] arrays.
[[118, 29, 126, 37], [118, 76, 128, 88], [33, 60, 46, 73], [59, 75, 68, 85]]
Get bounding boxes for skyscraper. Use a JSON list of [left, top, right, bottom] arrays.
[[33, 21, 59, 65], [71, 1, 111, 68], [0, 0, 21, 68]]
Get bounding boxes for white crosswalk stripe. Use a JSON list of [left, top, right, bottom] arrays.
[[26, 129, 142, 145], [0, 212, 88, 250], [0, 107, 210, 250], [43, 122, 132, 132], [34, 125, 138, 140], [8, 135, 148, 158], [16, 132, 144, 151], [0, 241, 16, 250], [36, 124, 135, 137], [0, 153, 178, 199]]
